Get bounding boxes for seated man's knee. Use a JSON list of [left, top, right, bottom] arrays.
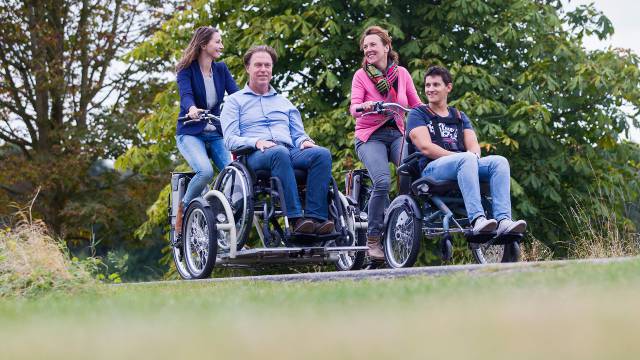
[[487, 155, 510, 171], [268, 145, 292, 163], [459, 151, 478, 162], [312, 146, 332, 166]]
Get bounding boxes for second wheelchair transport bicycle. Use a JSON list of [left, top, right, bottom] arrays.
[[383, 149, 523, 269], [168, 112, 367, 279]]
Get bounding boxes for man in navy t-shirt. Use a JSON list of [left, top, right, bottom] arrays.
[[405, 66, 526, 236]]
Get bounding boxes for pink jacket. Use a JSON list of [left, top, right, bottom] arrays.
[[350, 66, 423, 142]]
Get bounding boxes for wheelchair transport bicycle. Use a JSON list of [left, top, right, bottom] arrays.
[[384, 115, 523, 269], [168, 111, 368, 279], [344, 102, 413, 268], [347, 102, 523, 269]]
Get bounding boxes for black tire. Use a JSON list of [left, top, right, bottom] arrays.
[[384, 202, 422, 268], [170, 232, 191, 280], [503, 241, 521, 262], [183, 201, 218, 279], [169, 192, 191, 280], [213, 163, 253, 251]]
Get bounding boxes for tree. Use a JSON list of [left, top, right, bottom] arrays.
[[0, 0, 178, 262], [119, 0, 640, 259]]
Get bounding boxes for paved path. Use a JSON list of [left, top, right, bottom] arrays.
[[123, 257, 636, 286]]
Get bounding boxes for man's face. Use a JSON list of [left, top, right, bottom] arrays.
[[424, 75, 452, 104], [246, 51, 273, 88]]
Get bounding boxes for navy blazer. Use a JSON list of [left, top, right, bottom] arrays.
[[176, 60, 239, 135]]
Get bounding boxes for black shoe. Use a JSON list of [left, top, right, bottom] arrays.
[[293, 218, 315, 234], [314, 219, 335, 235]]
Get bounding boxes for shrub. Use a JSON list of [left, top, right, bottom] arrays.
[[0, 219, 95, 298]]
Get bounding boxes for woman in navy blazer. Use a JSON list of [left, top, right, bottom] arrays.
[[175, 26, 239, 234]]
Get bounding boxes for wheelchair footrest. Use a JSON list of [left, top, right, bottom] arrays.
[[493, 233, 523, 245], [464, 231, 497, 244], [464, 231, 523, 245], [288, 231, 344, 243]]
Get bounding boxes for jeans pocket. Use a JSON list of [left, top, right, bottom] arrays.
[[354, 137, 363, 151]]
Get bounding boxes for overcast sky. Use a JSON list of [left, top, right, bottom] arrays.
[[563, 0, 640, 142]]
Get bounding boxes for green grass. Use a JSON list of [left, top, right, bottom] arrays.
[[2, 259, 640, 359]]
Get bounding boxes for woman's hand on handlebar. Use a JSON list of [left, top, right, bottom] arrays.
[[356, 101, 376, 113], [187, 106, 204, 119]]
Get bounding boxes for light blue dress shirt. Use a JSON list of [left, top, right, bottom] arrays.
[[220, 84, 312, 151]]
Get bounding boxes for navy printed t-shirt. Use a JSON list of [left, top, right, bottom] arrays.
[[405, 107, 474, 170]]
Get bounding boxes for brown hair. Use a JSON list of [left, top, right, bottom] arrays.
[[175, 26, 219, 73], [243, 45, 278, 67], [359, 26, 399, 68]]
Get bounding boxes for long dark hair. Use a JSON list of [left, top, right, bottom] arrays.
[[175, 26, 219, 73], [359, 25, 399, 68]]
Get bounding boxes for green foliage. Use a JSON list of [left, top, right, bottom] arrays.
[[120, 0, 640, 260]]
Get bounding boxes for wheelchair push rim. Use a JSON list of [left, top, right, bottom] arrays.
[[213, 164, 253, 251]]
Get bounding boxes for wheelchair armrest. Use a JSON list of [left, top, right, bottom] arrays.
[[397, 152, 425, 177], [232, 146, 256, 157], [403, 151, 425, 164]]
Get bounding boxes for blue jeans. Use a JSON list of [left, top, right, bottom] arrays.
[[422, 152, 512, 222], [247, 145, 332, 220], [177, 131, 231, 206]]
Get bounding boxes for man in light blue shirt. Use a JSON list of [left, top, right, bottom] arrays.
[[220, 45, 334, 234]]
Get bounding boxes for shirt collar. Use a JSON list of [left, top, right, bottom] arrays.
[[241, 83, 278, 96]]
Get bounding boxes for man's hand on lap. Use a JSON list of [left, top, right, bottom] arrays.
[[300, 140, 316, 149], [256, 139, 277, 152]]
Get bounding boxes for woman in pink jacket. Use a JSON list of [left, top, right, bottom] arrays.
[[350, 25, 422, 261]]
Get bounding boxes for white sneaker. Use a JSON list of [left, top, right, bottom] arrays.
[[496, 219, 527, 236], [472, 216, 498, 235]]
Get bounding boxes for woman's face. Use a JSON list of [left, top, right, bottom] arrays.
[[202, 32, 224, 59], [362, 34, 389, 67]]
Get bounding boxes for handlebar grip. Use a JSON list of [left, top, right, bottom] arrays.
[[178, 116, 189, 121], [355, 106, 364, 112]]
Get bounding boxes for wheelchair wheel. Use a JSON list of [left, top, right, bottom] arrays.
[[169, 193, 191, 280], [336, 194, 366, 271], [213, 163, 253, 251], [471, 241, 520, 264], [183, 201, 218, 279], [384, 202, 422, 268], [170, 233, 191, 280]]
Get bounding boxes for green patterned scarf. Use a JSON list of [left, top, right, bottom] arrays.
[[364, 61, 399, 99]]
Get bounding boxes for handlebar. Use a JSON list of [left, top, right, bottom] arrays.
[[178, 110, 220, 126], [356, 102, 412, 117]]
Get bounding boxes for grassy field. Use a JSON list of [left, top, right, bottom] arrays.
[[2, 259, 640, 359]]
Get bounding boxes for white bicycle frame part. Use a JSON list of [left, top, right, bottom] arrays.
[[203, 189, 238, 258]]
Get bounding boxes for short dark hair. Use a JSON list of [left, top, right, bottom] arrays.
[[424, 66, 453, 85], [243, 45, 278, 67]]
